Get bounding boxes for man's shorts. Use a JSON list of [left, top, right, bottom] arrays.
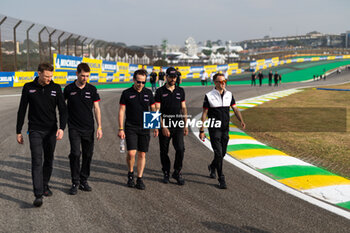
[[125, 126, 150, 152]]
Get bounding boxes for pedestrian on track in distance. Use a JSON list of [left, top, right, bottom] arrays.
[[274, 71, 279, 86], [201, 71, 208, 86], [64, 63, 103, 195], [251, 72, 256, 86], [118, 69, 158, 190], [155, 67, 188, 185], [175, 67, 182, 87], [223, 70, 229, 86], [149, 68, 158, 94], [258, 71, 264, 86], [210, 72, 215, 85], [268, 70, 273, 86], [279, 73, 282, 84], [16, 62, 67, 207], [199, 73, 245, 189], [158, 67, 165, 88]]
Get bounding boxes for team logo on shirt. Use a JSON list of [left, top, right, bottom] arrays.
[[29, 89, 36, 93], [143, 110, 161, 129], [51, 90, 56, 96], [70, 92, 77, 95], [130, 95, 136, 99]]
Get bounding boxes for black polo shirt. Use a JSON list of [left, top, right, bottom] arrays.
[[120, 86, 155, 127], [155, 85, 185, 128], [64, 81, 100, 131]]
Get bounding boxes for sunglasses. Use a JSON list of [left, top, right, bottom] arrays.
[[215, 80, 227, 84], [136, 80, 146, 84]]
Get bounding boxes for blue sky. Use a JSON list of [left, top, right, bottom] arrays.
[[1, 0, 349, 46]]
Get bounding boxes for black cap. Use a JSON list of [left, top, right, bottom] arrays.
[[166, 67, 177, 77]]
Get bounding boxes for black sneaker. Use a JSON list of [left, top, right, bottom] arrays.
[[208, 165, 216, 179], [43, 185, 53, 197], [172, 171, 185, 185], [163, 171, 170, 184], [79, 181, 92, 192], [127, 172, 135, 188], [218, 176, 227, 189], [33, 196, 43, 207], [135, 177, 145, 190], [69, 183, 78, 195]]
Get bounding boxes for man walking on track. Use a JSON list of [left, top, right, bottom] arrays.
[[155, 67, 188, 185], [258, 71, 264, 86], [268, 71, 273, 86], [118, 69, 158, 190], [158, 67, 165, 87], [201, 71, 208, 86], [251, 72, 256, 86], [199, 73, 245, 189], [64, 63, 103, 195], [175, 67, 182, 87], [274, 71, 279, 86], [149, 68, 158, 94], [16, 62, 67, 207]]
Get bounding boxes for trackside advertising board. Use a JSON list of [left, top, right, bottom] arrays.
[[0, 72, 14, 87]]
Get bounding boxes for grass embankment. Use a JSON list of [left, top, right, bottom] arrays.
[[229, 59, 350, 85], [232, 84, 350, 178]]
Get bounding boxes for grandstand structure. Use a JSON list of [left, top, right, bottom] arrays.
[[239, 31, 348, 49]]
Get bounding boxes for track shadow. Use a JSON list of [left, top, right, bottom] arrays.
[[0, 192, 33, 209], [202, 221, 271, 233]]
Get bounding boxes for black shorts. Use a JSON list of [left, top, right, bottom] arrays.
[[125, 127, 150, 152]]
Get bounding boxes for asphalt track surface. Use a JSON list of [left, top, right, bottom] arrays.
[[1, 74, 350, 233]]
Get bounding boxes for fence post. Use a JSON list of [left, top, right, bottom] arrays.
[[57, 32, 65, 55], [81, 38, 87, 57], [74, 36, 80, 56], [88, 39, 94, 58], [26, 24, 35, 71], [13, 20, 22, 71], [0, 16, 7, 71], [66, 34, 73, 55], [93, 41, 101, 58], [49, 29, 56, 63], [38, 26, 47, 63]]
